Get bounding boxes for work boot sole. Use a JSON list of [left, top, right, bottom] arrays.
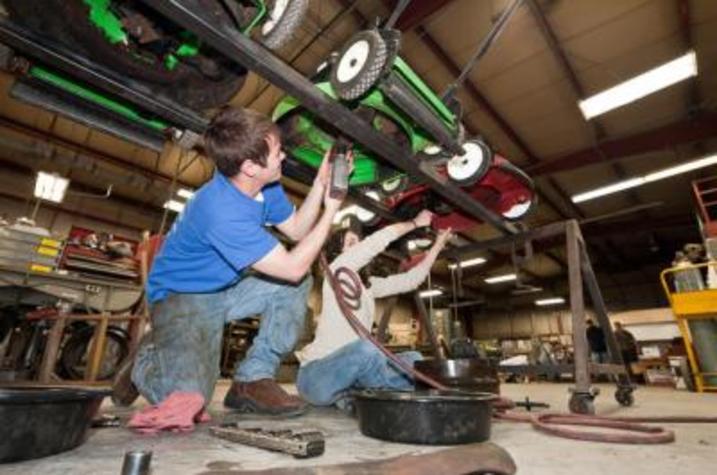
[[223, 393, 308, 417]]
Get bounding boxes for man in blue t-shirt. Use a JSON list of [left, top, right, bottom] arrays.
[[113, 107, 347, 415]]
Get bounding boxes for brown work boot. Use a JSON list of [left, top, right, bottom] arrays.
[[224, 379, 308, 416], [111, 354, 139, 407]]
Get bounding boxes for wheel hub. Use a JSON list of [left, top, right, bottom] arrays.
[[336, 40, 371, 83], [447, 141, 485, 182]]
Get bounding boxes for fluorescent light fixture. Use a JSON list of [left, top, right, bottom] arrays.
[[579, 50, 697, 119], [34, 171, 69, 203], [535, 297, 566, 306], [163, 199, 186, 213], [644, 154, 717, 181], [448, 257, 487, 270], [572, 153, 717, 203], [484, 273, 517, 284], [177, 188, 195, 199], [419, 289, 443, 298]]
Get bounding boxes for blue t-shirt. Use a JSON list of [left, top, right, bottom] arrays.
[[147, 173, 294, 303]]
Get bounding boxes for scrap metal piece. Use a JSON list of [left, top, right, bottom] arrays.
[[91, 413, 121, 428], [196, 442, 516, 475], [209, 424, 325, 459], [121, 450, 152, 475]]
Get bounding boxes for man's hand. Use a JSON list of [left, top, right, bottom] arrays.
[[413, 210, 434, 228], [314, 149, 332, 189], [433, 228, 453, 250], [314, 147, 355, 189]]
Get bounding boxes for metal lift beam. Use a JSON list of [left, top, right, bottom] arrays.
[[0, 19, 208, 133], [140, 0, 516, 235]]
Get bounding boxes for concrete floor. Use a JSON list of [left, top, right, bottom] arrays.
[[2, 381, 716, 474]]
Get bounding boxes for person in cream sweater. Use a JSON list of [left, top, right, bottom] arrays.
[[295, 210, 452, 407]]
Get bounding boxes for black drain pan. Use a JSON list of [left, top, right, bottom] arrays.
[[354, 389, 496, 445], [0, 386, 109, 463]]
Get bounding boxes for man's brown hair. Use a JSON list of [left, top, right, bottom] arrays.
[[204, 106, 280, 177]]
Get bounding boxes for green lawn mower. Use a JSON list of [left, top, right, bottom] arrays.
[[273, 18, 536, 231], [1, 0, 308, 111]]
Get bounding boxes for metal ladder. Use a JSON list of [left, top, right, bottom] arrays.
[[692, 175, 717, 237]]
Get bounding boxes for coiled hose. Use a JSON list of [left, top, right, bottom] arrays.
[[320, 255, 717, 444]]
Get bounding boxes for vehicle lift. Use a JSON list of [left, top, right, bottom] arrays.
[[0, 0, 633, 413]]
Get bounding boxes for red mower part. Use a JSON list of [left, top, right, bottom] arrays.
[[433, 155, 535, 231]]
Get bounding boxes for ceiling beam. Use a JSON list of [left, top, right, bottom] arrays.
[[393, 0, 455, 32], [526, 0, 645, 206], [413, 24, 588, 231], [0, 154, 164, 217], [415, 26, 536, 163], [678, 0, 700, 114], [527, 113, 717, 176], [582, 213, 697, 239]]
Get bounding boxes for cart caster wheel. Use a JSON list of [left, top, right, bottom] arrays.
[[446, 139, 493, 187], [569, 394, 595, 415], [331, 30, 388, 100], [615, 387, 635, 407]]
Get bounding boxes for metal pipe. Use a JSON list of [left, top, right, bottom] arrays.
[[121, 450, 152, 475]]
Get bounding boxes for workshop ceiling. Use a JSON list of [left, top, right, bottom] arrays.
[[0, 0, 715, 308]]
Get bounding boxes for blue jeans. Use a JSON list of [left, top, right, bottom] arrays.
[[591, 351, 609, 364], [296, 339, 422, 406], [132, 274, 312, 404]]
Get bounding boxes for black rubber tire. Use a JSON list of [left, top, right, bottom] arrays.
[[331, 29, 388, 101], [259, 0, 309, 50], [59, 326, 129, 381], [3, 0, 247, 110], [446, 139, 494, 187], [569, 394, 595, 415], [615, 388, 635, 407]]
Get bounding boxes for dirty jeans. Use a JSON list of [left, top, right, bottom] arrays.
[[296, 339, 422, 406], [132, 275, 312, 404]]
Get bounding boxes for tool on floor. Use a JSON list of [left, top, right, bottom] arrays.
[[207, 442, 516, 475], [329, 138, 351, 199], [514, 397, 550, 412], [120, 450, 152, 475], [209, 424, 325, 458], [92, 413, 121, 428]]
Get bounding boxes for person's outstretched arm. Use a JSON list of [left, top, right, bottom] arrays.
[[332, 209, 435, 271], [369, 228, 452, 298]]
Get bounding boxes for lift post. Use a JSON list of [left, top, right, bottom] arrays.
[[443, 219, 635, 414]]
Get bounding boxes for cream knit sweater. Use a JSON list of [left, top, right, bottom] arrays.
[[296, 226, 434, 365]]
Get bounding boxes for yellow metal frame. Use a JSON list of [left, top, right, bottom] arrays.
[[660, 262, 717, 392]]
